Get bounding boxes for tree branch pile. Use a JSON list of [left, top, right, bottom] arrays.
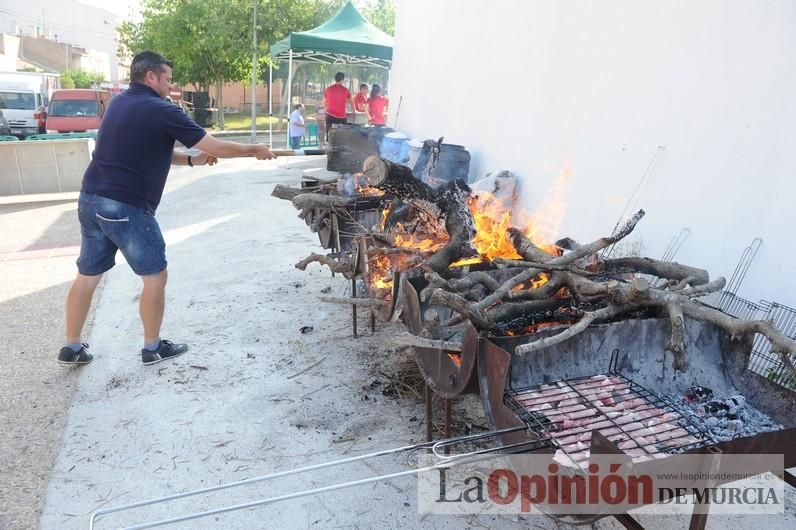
[[274, 174, 796, 377]]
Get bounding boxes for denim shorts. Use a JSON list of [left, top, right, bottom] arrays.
[[76, 192, 167, 276]]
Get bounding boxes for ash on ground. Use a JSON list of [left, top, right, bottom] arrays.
[[663, 386, 783, 443]]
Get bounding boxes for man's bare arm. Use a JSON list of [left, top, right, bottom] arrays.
[[171, 151, 190, 165]]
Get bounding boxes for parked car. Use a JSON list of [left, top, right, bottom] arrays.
[[0, 109, 10, 136], [46, 89, 111, 133]]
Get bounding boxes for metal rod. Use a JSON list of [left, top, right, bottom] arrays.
[[250, 0, 257, 142], [89, 426, 527, 529], [119, 448, 512, 530], [425, 383, 433, 442], [268, 62, 272, 146], [286, 48, 293, 149], [351, 277, 358, 338], [370, 310, 376, 333], [444, 398, 452, 455]]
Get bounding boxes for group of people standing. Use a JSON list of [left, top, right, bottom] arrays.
[[289, 71, 389, 149]]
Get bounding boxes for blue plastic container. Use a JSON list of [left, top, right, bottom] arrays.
[[380, 132, 410, 164]]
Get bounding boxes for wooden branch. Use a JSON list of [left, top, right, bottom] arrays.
[[319, 296, 389, 308], [368, 247, 433, 259], [429, 289, 497, 331], [292, 193, 355, 210], [677, 277, 726, 297], [486, 299, 570, 323], [554, 209, 645, 265], [394, 332, 463, 352], [424, 179, 477, 272], [666, 301, 686, 371], [362, 156, 436, 202], [515, 305, 631, 355], [507, 228, 554, 263], [494, 258, 594, 276], [271, 184, 305, 201], [295, 253, 355, 274], [424, 271, 500, 294], [600, 257, 709, 287], [507, 274, 566, 301]]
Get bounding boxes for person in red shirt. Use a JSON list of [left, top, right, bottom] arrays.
[[322, 72, 352, 139], [353, 83, 369, 125], [367, 84, 389, 126]]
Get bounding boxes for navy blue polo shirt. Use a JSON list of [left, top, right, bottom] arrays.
[[82, 83, 206, 211]]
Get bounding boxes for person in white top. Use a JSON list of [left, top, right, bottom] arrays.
[[289, 103, 305, 150]]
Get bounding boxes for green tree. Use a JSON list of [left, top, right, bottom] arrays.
[[357, 0, 395, 35], [119, 0, 335, 128], [61, 68, 104, 89]]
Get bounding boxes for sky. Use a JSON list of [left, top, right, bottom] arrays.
[[77, 0, 140, 20]]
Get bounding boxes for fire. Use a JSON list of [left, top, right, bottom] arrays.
[[380, 202, 392, 232], [447, 353, 462, 366], [467, 195, 522, 261], [369, 255, 394, 291], [356, 186, 384, 197], [393, 233, 444, 252], [365, 165, 571, 298]]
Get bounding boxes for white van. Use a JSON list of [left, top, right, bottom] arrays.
[[0, 72, 60, 138]]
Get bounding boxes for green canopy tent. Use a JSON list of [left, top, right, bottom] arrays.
[[268, 1, 393, 146]]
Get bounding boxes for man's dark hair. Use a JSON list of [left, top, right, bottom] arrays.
[[334, 72, 345, 82], [293, 103, 303, 110], [130, 51, 173, 83], [359, 83, 368, 90]]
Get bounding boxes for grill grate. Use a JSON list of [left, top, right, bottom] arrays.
[[504, 352, 715, 468]]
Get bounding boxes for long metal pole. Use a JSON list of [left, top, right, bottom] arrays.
[[268, 62, 273, 146], [90, 426, 530, 529], [286, 49, 293, 149], [250, 0, 257, 142]]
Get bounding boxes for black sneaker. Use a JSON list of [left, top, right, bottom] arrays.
[[58, 343, 93, 365], [141, 340, 188, 365]]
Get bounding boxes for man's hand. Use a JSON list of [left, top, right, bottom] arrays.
[[252, 144, 276, 160], [192, 152, 218, 166]]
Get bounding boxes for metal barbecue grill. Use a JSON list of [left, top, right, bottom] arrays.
[[504, 350, 716, 470]]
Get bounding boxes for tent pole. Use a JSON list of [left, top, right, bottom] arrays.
[[269, 62, 273, 147], [250, 0, 257, 143], [286, 49, 293, 149]]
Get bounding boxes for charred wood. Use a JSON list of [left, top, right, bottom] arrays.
[[599, 257, 709, 287], [295, 253, 355, 276], [271, 184, 305, 201], [292, 193, 355, 210]]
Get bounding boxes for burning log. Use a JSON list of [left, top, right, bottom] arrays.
[[363, 156, 477, 272], [362, 156, 437, 203]]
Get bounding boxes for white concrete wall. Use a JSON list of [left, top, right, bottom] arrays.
[[389, 0, 796, 307], [0, 140, 91, 195]]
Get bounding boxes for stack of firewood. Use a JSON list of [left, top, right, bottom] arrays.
[[273, 157, 796, 376]]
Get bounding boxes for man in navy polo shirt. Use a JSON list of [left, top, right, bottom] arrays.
[[59, 50, 276, 366]]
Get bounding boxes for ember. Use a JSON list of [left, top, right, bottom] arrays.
[[666, 390, 783, 443]]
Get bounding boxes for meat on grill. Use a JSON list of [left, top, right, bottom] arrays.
[[512, 374, 701, 467]]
